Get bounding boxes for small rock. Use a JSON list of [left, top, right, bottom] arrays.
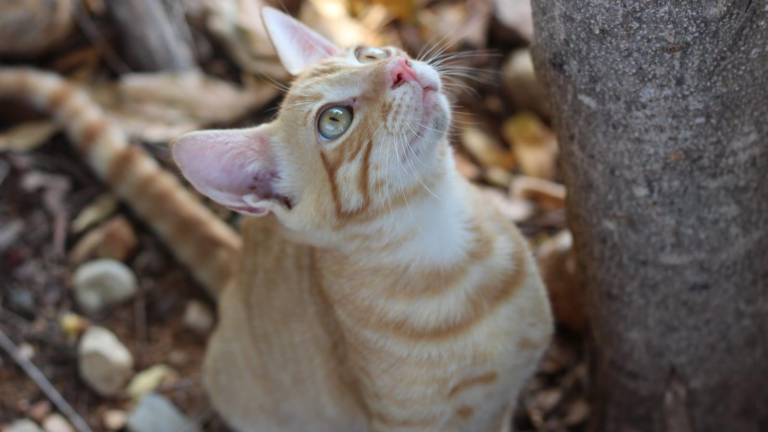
[[126, 394, 200, 432], [26, 401, 51, 422], [58, 313, 89, 340], [102, 410, 127, 431], [3, 419, 43, 432], [78, 326, 134, 396], [127, 365, 177, 401], [182, 301, 214, 334], [73, 259, 138, 314], [41, 414, 72, 432], [7, 287, 35, 319]]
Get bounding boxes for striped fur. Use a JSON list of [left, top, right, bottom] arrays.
[[0, 68, 241, 294], [200, 41, 554, 431]]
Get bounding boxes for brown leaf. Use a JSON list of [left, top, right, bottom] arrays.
[[510, 175, 565, 210], [0, 121, 60, 152], [71, 194, 118, 234], [503, 49, 551, 118], [203, 0, 288, 78], [503, 112, 558, 179], [492, 0, 533, 42], [0, 0, 75, 56], [89, 71, 277, 142], [70, 216, 138, 264], [461, 126, 515, 170], [301, 0, 383, 47], [536, 230, 587, 333]]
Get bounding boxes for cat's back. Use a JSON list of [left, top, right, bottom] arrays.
[[204, 217, 367, 432]]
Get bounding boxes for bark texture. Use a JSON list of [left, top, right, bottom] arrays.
[[531, 2, 768, 431], [107, 0, 196, 71]]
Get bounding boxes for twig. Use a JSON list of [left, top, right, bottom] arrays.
[[0, 327, 93, 432]]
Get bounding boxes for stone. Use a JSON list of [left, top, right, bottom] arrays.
[[78, 326, 134, 396], [126, 394, 200, 432], [41, 414, 72, 432], [3, 419, 43, 432], [182, 301, 214, 335], [102, 410, 127, 431], [126, 365, 177, 401], [73, 259, 137, 314]]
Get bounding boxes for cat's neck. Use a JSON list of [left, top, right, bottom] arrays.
[[334, 151, 476, 269]]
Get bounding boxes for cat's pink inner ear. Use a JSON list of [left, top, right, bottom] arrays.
[[261, 6, 340, 75], [172, 128, 278, 216]]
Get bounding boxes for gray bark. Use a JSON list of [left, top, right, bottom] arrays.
[[107, 0, 196, 71], [531, 2, 768, 431]]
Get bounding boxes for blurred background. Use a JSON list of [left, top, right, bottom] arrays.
[[0, 1, 586, 431]]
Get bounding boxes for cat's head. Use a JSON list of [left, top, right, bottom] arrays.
[[173, 7, 452, 237]]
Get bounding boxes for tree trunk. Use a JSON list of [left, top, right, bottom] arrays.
[[531, 2, 768, 431], [107, 0, 196, 71]]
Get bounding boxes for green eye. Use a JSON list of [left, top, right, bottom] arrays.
[[355, 46, 389, 63], [318, 106, 353, 140]]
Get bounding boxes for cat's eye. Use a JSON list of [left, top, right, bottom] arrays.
[[318, 106, 353, 140], [355, 46, 390, 63]]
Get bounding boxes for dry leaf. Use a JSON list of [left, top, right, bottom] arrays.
[[0, 0, 74, 56], [537, 230, 587, 333], [203, 0, 288, 78], [493, 0, 533, 42], [419, 0, 491, 49], [461, 126, 515, 170], [0, 120, 59, 152], [70, 216, 138, 264], [301, 0, 382, 47], [454, 152, 481, 180], [71, 194, 118, 234], [564, 398, 590, 426], [481, 187, 533, 223], [503, 49, 551, 118], [349, 0, 417, 22], [510, 175, 565, 210], [89, 71, 277, 142], [503, 112, 558, 179]]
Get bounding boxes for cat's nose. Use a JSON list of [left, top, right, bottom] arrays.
[[390, 57, 417, 89]]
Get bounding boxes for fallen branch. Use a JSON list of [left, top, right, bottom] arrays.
[[0, 327, 93, 432]]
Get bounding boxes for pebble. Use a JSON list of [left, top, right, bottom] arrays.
[[126, 393, 200, 432], [78, 326, 134, 396], [73, 259, 137, 314], [41, 414, 72, 432], [182, 300, 214, 334], [7, 287, 35, 319], [102, 410, 127, 431], [3, 419, 43, 432], [127, 365, 177, 401]]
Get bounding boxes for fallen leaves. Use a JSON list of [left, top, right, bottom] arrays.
[[88, 71, 277, 142], [0, 0, 74, 56]]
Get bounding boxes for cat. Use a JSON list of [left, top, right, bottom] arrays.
[[176, 8, 554, 432], [0, 6, 553, 431]]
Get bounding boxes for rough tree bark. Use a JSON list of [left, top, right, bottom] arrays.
[[107, 0, 196, 71], [531, 2, 768, 432]]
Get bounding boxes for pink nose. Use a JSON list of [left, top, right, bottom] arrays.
[[390, 57, 417, 89]]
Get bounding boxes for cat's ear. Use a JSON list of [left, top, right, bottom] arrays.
[[172, 126, 287, 216], [261, 6, 340, 75]]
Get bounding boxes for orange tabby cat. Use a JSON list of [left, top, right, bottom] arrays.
[[0, 7, 552, 431], [176, 8, 553, 432]]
